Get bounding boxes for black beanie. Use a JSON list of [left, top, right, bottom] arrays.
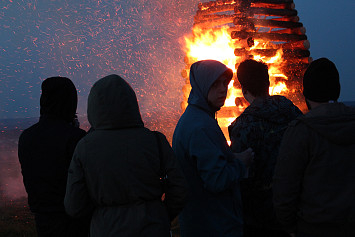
[[303, 58, 340, 102], [40, 77, 77, 122]]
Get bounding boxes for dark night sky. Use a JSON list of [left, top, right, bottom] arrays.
[[0, 0, 354, 119]]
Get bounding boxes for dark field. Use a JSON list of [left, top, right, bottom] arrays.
[[0, 127, 36, 236], [0, 198, 36, 237], [0, 115, 179, 236]]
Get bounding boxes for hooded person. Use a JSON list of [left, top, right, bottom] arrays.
[[18, 76, 89, 237], [273, 58, 355, 237], [172, 60, 253, 237], [64, 74, 187, 237], [228, 59, 303, 237]]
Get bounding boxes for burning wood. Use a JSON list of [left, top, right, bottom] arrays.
[[233, 18, 303, 29], [182, 0, 310, 139], [234, 48, 310, 58], [198, 0, 237, 10], [272, 27, 306, 35], [234, 0, 294, 7], [273, 15, 300, 22], [197, 4, 235, 15], [231, 31, 307, 42], [235, 7, 298, 17]]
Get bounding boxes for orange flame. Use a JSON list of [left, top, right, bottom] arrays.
[[183, 25, 290, 140], [184, 26, 238, 71]]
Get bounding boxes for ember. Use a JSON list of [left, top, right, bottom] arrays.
[[181, 0, 310, 140]]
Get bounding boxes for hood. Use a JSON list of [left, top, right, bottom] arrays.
[[40, 76, 77, 122], [242, 95, 302, 124], [298, 102, 355, 145], [87, 74, 144, 130], [187, 60, 232, 114]]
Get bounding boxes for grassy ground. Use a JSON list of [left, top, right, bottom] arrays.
[[0, 197, 182, 237], [0, 198, 37, 237]]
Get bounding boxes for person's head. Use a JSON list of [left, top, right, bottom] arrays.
[[303, 57, 340, 109], [237, 59, 270, 102], [207, 70, 233, 110], [87, 74, 143, 130], [40, 76, 77, 123], [188, 60, 233, 112]]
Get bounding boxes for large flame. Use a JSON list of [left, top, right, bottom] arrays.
[[183, 25, 290, 141], [185, 26, 238, 71]]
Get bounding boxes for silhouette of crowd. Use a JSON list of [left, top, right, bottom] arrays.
[[18, 57, 355, 237]]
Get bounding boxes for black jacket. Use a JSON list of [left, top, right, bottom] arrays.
[[18, 77, 87, 214], [229, 95, 302, 229], [65, 74, 187, 237], [18, 116, 86, 213], [274, 102, 355, 236]]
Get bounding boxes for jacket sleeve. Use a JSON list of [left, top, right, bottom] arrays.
[[273, 123, 309, 233], [189, 127, 245, 193], [64, 141, 95, 217], [157, 132, 188, 221]]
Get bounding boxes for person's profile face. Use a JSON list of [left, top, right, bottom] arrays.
[[207, 74, 231, 109]]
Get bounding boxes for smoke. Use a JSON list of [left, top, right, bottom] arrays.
[[0, 0, 201, 119], [1, 172, 27, 201], [0, 108, 180, 205], [0, 130, 27, 202], [0, 0, 205, 201]]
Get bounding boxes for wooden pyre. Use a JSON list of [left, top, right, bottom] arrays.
[[181, 0, 310, 137]]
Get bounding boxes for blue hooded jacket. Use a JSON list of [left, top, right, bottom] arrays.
[[172, 60, 246, 237]]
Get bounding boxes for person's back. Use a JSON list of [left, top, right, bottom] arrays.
[[64, 74, 187, 237], [229, 60, 302, 236], [173, 60, 249, 237], [18, 77, 89, 237], [273, 58, 355, 237], [19, 117, 85, 212]]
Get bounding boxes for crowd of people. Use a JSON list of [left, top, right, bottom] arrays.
[[17, 57, 355, 237]]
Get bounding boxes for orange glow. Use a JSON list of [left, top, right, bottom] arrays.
[[270, 81, 289, 95], [183, 25, 291, 141], [184, 26, 238, 71]]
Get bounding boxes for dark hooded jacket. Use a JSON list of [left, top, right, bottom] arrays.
[[18, 77, 86, 214], [228, 95, 302, 229], [273, 102, 355, 236], [172, 60, 246, 237], [64, 74, 187, 237]]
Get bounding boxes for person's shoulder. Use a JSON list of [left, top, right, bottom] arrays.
[[181, 107, 213, 127], [288, 116, 304, 127], [150, 129, 167, 140], [272, 94, 292, 103], [63, 124, 86, 138], [272, 95, 297, 106], [228, 113, 258, 140], [285, 117, 309, 135], [19, 122, 40, 139], [232, 109, 259, 129], [74, 127, 87, 136]]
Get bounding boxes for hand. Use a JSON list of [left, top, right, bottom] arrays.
[[234, 148, 254, 168]]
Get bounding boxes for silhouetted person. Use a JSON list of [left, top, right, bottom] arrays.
[[228, 59, 302, 237], [173, 60, 253, 237], [18, 76, 90, 237], [273, 58, 355, 237], [64, 74, 187, 237]]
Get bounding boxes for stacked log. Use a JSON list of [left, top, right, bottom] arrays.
[[182, 0, 310, 115], [231, 0, 310, 110]]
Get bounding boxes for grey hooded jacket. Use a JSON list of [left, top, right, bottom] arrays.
[[173, 60, 246, 237], [64, 74, 187, 237]]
